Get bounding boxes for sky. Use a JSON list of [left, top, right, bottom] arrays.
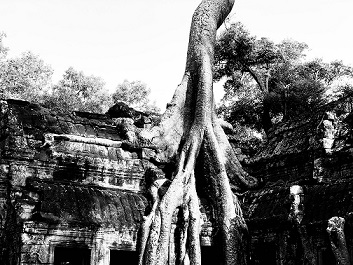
[[1, 0, 353, 110]]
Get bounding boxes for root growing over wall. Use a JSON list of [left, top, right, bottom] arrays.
[[136, 1, 257, 264]]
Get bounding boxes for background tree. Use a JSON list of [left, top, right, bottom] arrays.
[[0, 33, 161, 114], [42, 67, 112, 113], [321, 60, 353, 103], [0, 32, 9, 98], [112, 79, 160, 113], [0, 51, 53, 102], [0, 32, 8, 61], [215, 22, 353, 135], [215, 22, 308, 133]]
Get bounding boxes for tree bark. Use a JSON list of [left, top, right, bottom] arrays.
[[136, 1, 258, 264], [327, 217, 351, 265], [241, 62, 273, 133]]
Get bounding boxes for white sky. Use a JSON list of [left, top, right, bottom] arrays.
[[1, 0, 353, 110]]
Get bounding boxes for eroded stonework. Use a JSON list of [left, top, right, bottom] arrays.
[[0, 99, 217, 265], [241, 97, 353, 264]]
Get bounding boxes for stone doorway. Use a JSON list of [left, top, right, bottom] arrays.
[[110, 250, 138, 265], [201, 246, 219, 265], [54, 246, 91, 265]]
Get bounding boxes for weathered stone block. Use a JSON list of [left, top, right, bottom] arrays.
[[85, 124, 98, 138], [73, 123, 87, 136], [140, 147, 156, 160], [9, 162, 30, 187], [116, 148, 138, 159], [0, 163, 9, 179], [107, 147, 118, 160]]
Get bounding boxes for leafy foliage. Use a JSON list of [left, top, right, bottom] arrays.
[[0, 32, 9, 61], [42, 67, 112, 113], [215, 22, 353, 135], [0, 51, 53, 102], [112, 79, 160, 113], [0, 33, 159, 115]]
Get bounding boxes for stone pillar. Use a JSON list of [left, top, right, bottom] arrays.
[[289, 185, 317, 264], [322, 111, 336, 155], [313, 111, 337, 182], [289, 185, 304, 224], [327, 216, 351, 265]]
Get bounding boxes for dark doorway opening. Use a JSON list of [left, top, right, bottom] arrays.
[[201, 246, 220, 265], [110, 250, 138, 265], [253, 242, 277, 265], [54, 246, 91, 265], [318, 247, 335, 265]]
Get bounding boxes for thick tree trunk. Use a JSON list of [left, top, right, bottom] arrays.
[[327, 217, 351, 265], [137, 1, 258, 264], [243, 64, 273, 133]]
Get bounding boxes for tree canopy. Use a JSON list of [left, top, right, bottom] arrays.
[[0, 32, 8, 61], [112, 79, 160, 113], [215, 22, 353, 135], [41, 67, 112, 113], [0, 51, 53, 102], [0, 36, 159, 114]]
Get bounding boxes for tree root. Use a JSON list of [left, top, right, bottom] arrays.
[[138, 123, 250, 265]]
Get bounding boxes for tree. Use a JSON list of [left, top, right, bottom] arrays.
[[215, 22, 310, 133], [134, 1, 258, 264], [0, 51, 53, 102], [321, 60, 353, 102], [0, 32, 9, 97], [0, 32, 8, 61], [266, 58, 353, 123], [112, 80, 160, 113], [42, 67, 112, 113], [215, 22, 353, 134]]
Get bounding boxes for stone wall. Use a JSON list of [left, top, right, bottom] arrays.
[[0, 99, 217, 265], [0, 99, 155, 264], [243, 98, 353, 264]]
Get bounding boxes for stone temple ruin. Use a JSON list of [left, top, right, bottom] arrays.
[[0, 98, 352, 264]]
